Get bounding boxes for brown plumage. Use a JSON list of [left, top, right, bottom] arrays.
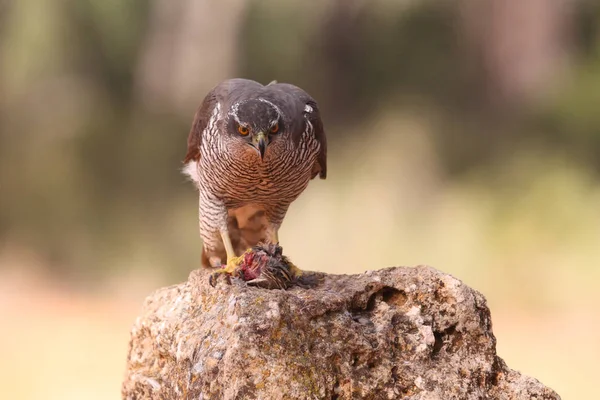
[[183, 79, 327, 271]]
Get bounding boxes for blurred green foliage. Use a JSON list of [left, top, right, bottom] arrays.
[[0, 0, 599, 283]]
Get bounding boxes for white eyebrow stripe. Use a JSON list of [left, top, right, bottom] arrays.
[[228, 101, 244, 125]]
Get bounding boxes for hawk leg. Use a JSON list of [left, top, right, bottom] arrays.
[[209, 230, 248, 285]]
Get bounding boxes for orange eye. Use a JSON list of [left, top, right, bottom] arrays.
[[270, 123, 279, 133], [238, 125, 249, 136]]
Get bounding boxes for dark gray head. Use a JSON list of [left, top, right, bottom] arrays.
[[184, 78, 327, 178], [226, 97, 284, 159]]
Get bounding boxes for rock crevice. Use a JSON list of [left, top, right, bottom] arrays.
[[122, 266, 560, 399]]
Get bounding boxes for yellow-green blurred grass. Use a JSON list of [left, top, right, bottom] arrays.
[[1, 112, 598, 399], [283, 111, 600, 307]]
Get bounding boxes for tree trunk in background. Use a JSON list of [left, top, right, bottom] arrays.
[[135, 0, 248, 114], [458, 0, 574, 108], [317, 0, 367, 121]]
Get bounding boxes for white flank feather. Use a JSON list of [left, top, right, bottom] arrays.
[[182, 161, 200, 184]]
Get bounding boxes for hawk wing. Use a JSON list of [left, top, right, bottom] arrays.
[[306, 100, 327, 179], [271, 83, 327, 180], [183, 90, 218, 164]]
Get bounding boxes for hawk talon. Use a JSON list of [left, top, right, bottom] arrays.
[[287, 261, 303, 277], [208, 253, 248, 287], [207, 243, 320, 290], [209, 271, 231, 287]]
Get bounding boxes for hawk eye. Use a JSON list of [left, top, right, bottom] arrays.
[[270, 123, 279, 134], [238, 125, 249, 136]]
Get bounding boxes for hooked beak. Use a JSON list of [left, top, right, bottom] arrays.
[[252, 132, 268, 160]]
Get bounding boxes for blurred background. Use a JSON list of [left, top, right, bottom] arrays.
[[1, 0, 598, 398]]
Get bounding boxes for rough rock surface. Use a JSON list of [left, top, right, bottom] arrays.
[[122, 266, 561, 399]]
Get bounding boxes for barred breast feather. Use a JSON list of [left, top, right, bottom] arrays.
[[182, 78, 327, 262]]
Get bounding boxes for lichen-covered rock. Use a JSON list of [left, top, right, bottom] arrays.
[[122, 266, 560, 399]]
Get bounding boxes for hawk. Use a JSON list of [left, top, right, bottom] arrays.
[[183, 79, 327, 281]]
